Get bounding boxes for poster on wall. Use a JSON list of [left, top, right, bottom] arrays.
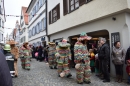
[[111, 32, 120, 47]]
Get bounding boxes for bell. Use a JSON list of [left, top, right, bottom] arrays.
[[75, 63, 81, 69], [60, 72, 65, 77]]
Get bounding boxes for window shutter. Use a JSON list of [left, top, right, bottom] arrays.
[[57, 4, 60, 19], [49, 11, 52, 24], [63, 0, 68, 15], [79, 0, 86, 6]]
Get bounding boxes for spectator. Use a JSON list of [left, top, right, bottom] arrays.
[[0, 51, 13, 86], [38, 46, 43, 62], [125, 46, 130, 64], [126, 60, 130, 85], [99, 38, 110, 82], [44, 45, 49, 64], [111, 41, 125, 83]]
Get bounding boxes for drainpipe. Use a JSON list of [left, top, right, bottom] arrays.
[[45, 0, 50, 42]]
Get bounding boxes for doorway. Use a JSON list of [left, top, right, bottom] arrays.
[[68, 30, 110, 72]]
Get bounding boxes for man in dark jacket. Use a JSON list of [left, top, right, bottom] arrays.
[[0, 48, 13, 86], [99, 38, 110, 82], [125, 47, 130, 64]]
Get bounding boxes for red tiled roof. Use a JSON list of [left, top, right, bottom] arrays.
[[22, 6, 29, 25]]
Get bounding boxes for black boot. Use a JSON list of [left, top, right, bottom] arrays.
[[54, 66, 57, 69], [67, 73, 72, 78], [77, 82, 83, 84], [50, 66, 53, 69]]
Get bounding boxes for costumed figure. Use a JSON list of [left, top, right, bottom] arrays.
[[74, 32, 92, 84], [55, 39, 72, 78], [48, 42, 57, 69], [4, 44, 15, 77], [20, 42, 31, 70], [7, 40, 19, 77]]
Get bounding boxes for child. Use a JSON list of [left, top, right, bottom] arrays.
[[89, 49, 95, 73], [126, 60, 130, 84]]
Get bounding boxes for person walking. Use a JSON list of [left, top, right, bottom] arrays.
[[98, 38, 110, 82], [112, 41, 125, 83], [48, 42, 57, 69], [0, 50, 13, 86], [20, 42, 31, 70], [55, 39, 72, 78], [74, 32, 92, 84], [4, 44, 15, 77]]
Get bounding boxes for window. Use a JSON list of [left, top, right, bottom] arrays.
[[43, 17, 46, 29], [49, 4, 60, 24], [39, 21, 42, 31], [39, 0, 42, 7], [63, 0, 92, 15], [2, 34, 3, 41], [69, 0, 79, 12], [37, 1, 39, 12], [0, 6, 1, 14], [0, 19, 1, 27], [2, 21, 4, 27], [37, 23, 40, 33]]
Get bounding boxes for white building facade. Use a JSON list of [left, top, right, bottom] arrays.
[[26, 0, 47, 47], [20, 7, 29, 46], [0, 0, 6, 44], [48, 0, 130, 78]]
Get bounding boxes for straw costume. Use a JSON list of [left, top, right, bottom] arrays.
[[20, 42, 31, 70], [7, 40, 19, 77], [74, 32, 92, 84], [55, 39, 72, 78], [48, 42, 57, 69]]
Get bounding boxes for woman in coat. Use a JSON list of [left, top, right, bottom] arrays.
[[112, 41, 125, 83]]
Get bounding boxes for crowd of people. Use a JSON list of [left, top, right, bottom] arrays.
[[1, 32, 130, 86]]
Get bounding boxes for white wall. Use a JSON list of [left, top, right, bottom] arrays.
[[48, 0, 128, 35]]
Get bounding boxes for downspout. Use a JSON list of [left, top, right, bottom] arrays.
[[45, 0, 50, 42]]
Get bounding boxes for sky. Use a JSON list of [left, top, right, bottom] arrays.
[[4, 0, 31, 37]]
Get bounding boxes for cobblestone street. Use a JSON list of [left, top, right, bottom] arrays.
[[13, 59, 128, 86]]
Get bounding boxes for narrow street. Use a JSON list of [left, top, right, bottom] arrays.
[[13, 59, 128, 86]]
